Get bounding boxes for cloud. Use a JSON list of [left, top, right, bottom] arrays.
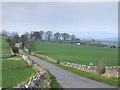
[[2, 2, 118, 39]]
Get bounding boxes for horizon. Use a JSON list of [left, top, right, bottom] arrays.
[[2, 2, 118, 41]]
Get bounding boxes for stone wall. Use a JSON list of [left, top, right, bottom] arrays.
[[24, 47, 120, 78], [14, 72, 51, 88], [0, 48, 17, 58], [15, 54, 51, 88]]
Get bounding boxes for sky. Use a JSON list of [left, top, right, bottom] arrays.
[[2, 2, 118, 40]]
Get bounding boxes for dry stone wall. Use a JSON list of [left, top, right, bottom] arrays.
[[14, 72, 51, 88], [15, 53, 51, 88], [0, 48, 17, 58], [24, 47, 120, 78]]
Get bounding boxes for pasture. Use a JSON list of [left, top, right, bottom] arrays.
[[33, 41, 118, 66], [1, 56, 36, 88], [0, 37, 11, 55], [1, 37, 36, 88]]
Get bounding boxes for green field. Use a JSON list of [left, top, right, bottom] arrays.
[[0, 37, 36, 88], [32, 41, 118, 66], [0, 37, 11, 55], [1, 56, 36, 88]]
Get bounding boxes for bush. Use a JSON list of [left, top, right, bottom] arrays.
[[12, 47, 19, 53], [97, 58, 106, 74], [9, 42, 15, 48], [6, 37, 13, 43]]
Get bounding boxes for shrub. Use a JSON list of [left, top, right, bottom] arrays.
[[97, 58, 106, 74], [12, 47, 19, 53], [9, 42, 15, 48], [6, 37, 13, 43]]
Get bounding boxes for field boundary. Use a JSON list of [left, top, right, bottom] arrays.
[[0, 66, 32, 70]]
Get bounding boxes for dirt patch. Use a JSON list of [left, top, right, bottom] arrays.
[[0, 66, 32, 70], [8, 57, 20, 60]]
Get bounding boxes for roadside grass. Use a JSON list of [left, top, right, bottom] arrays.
[[1, 56, 37, 88], [0, 36, 11, 55], [22, 48, 119, 87], [46, 70, 58, 88], [32, 41, 118, 66]]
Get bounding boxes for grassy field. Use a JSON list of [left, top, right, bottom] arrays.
[[1, 56, 36, 88], [32, 41, 118, 66], [0, 37, 11, 55], [0, 37, 37, 88]]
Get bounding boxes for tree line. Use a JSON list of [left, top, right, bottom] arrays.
[[24, 31, 77, 41], [1, 30, 77, 41], [1, 30, 78, 53]]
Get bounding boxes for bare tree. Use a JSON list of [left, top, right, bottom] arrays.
[[39, 31, 44, 40], [30, 31, 34, 39], [54, 32, 61, 41], [20, 34, 28, 48], [26, 41, 34, 53], [45, 31, 52, 41]]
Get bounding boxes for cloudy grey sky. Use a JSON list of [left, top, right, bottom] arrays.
[[2, 2, 118, 40]]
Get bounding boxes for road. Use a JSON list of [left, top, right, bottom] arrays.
[[0, 54, 16, 58], [17, 43, 118, 88]]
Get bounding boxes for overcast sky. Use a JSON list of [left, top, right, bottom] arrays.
[[2, 2, 118, 40]]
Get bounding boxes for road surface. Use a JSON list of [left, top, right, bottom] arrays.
[[17, 43, 118, 88]]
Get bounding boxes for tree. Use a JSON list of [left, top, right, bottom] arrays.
[[70, 34, 76, 40], [26, 41, 34, 53], [20, 34, 28, 48], [6, 37, 13, 43], [39, 31, 44, 40], [2, 30, 8, 36], [54, 32, 61, 41], [13, 34, 19, 43], [11, 32, 18, 37], [33, 31, 40, 40], [45, 31, 52, 41], [61, 33, 70, 41], [30, 32, 34, 39], [25, 32, 30, 38]]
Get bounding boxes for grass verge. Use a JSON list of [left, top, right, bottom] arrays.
[[46, 70, 59, 89]]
